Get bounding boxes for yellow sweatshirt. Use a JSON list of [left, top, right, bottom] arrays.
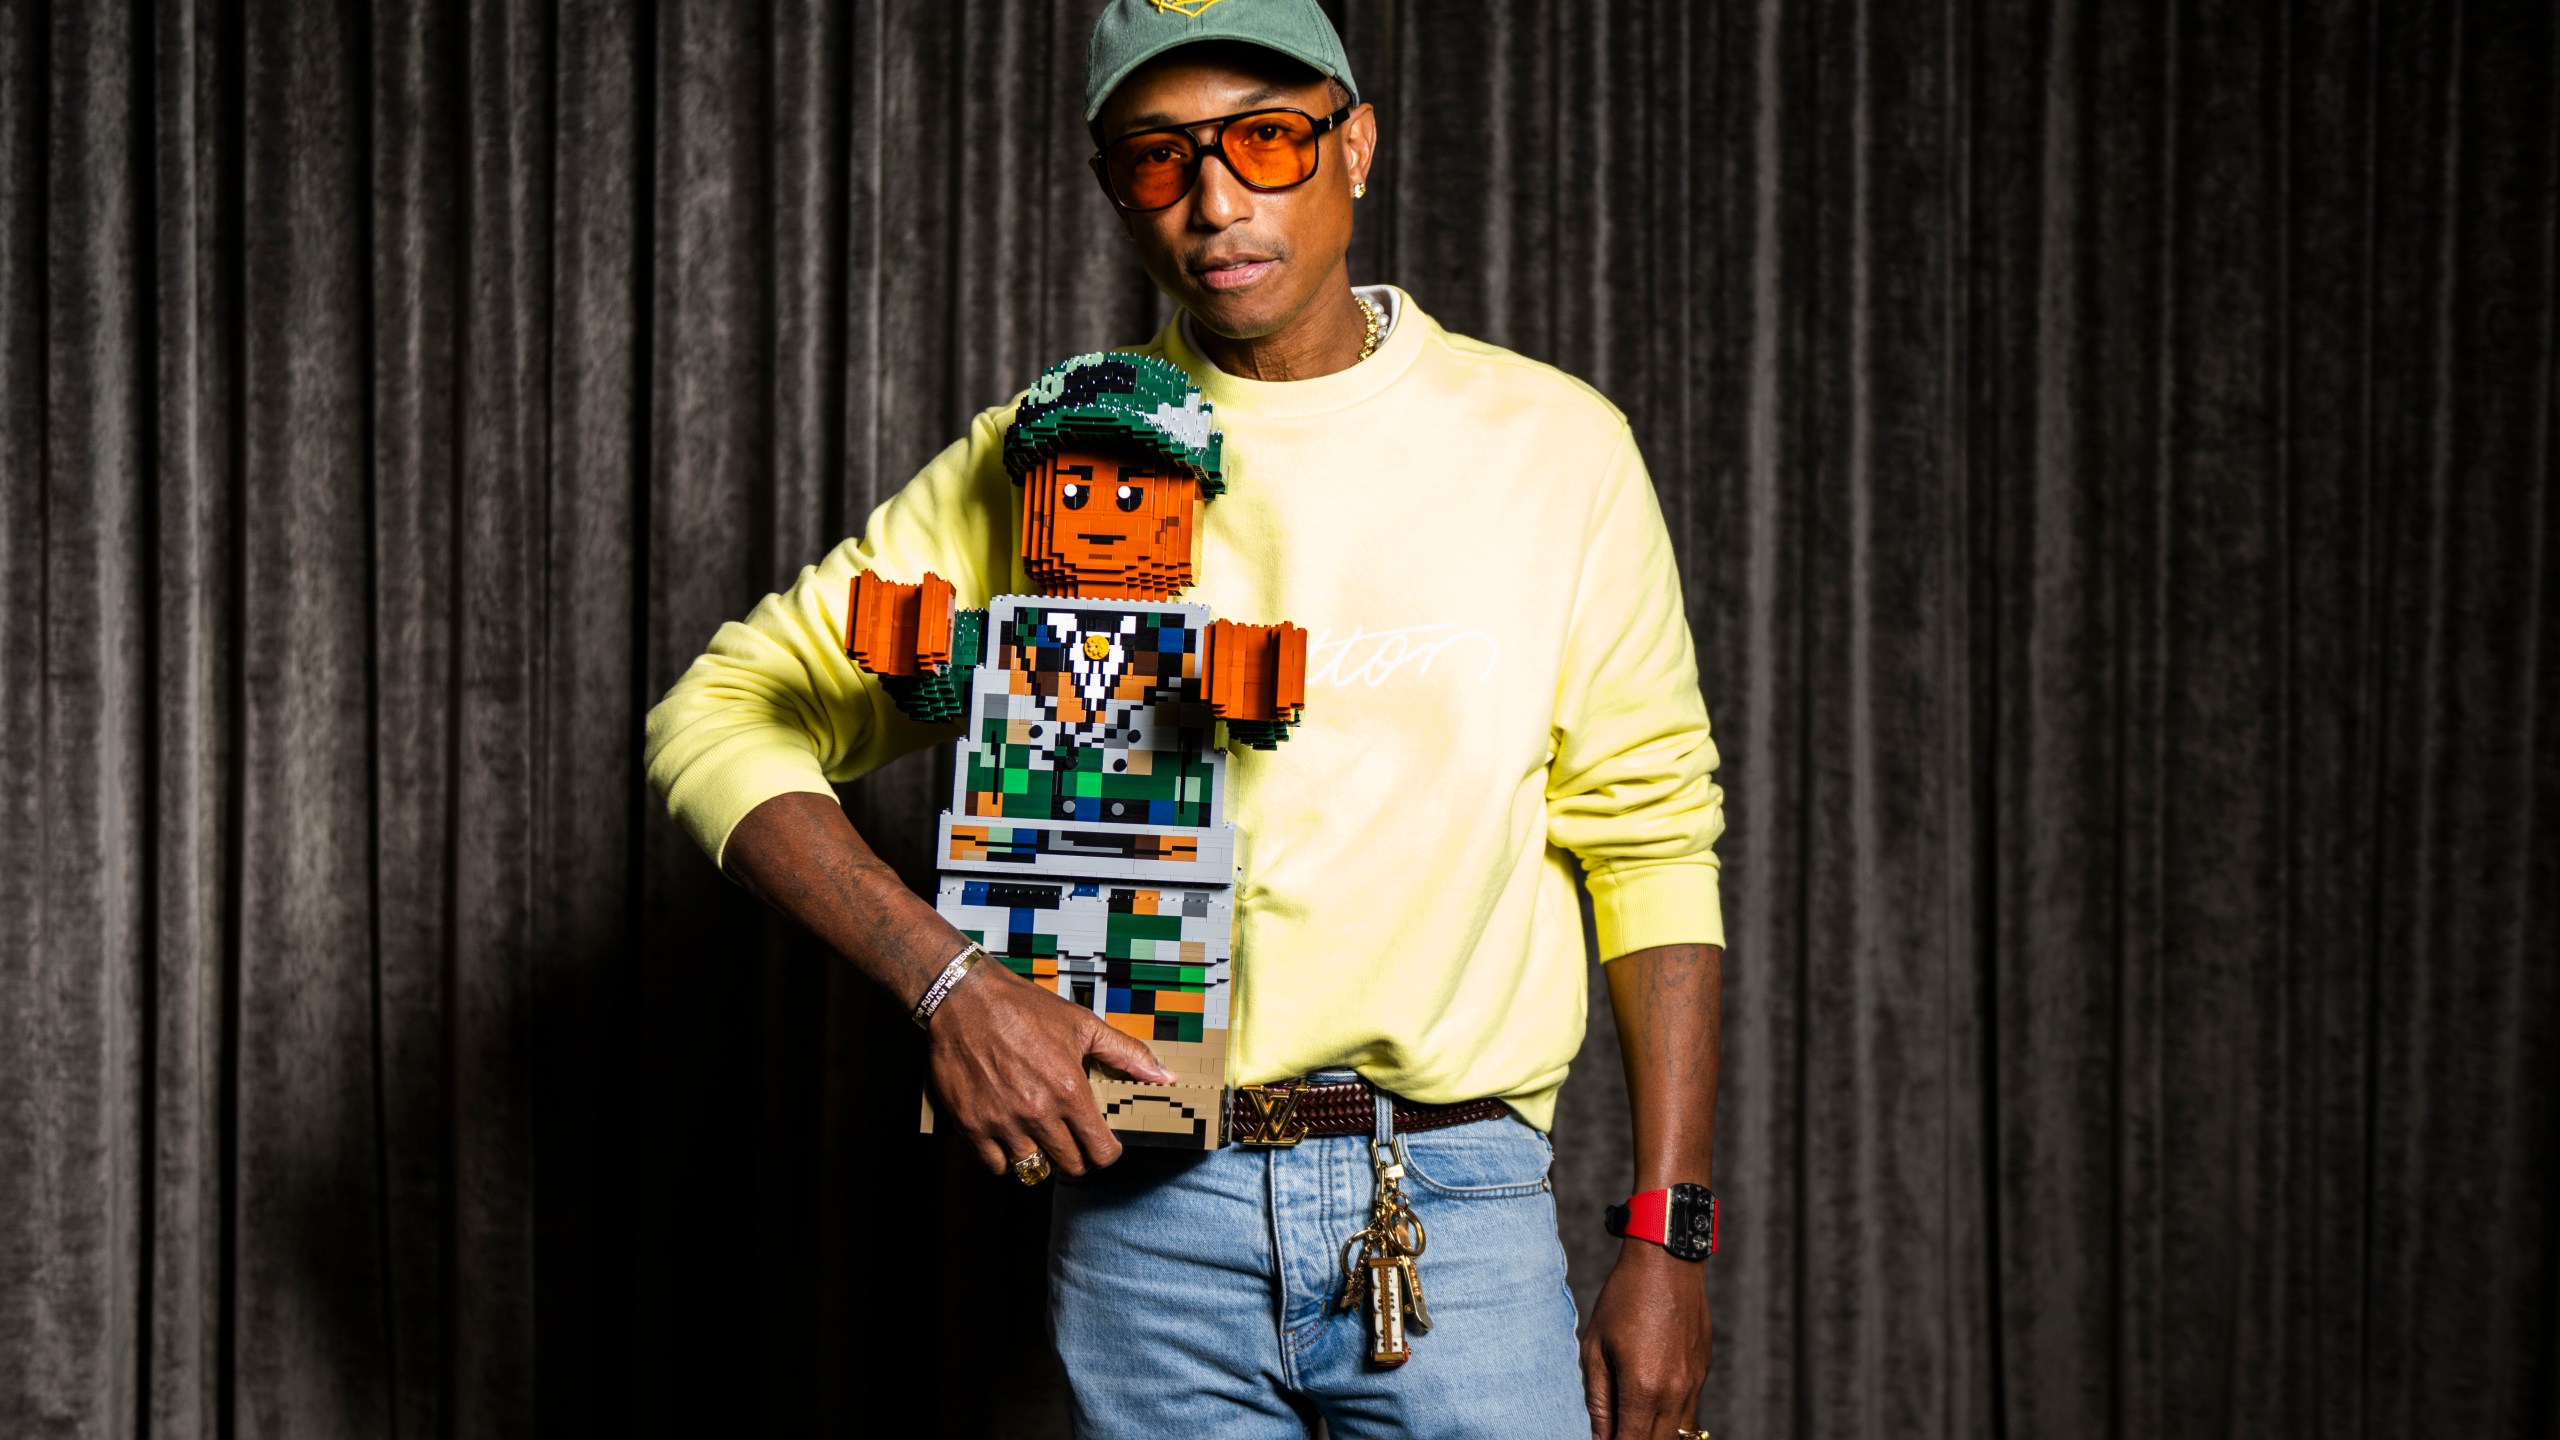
[[644, 287, 1724, 1129]]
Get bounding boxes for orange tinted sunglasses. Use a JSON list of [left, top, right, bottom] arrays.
[[1091, 104, 1355, 213]]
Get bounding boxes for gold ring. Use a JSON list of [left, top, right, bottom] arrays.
[[1675, 1430, 1710, 1439], [1012, 1148, 1052, 1186]]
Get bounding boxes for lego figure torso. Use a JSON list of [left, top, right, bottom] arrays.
[[958, 600, 1222, 834]]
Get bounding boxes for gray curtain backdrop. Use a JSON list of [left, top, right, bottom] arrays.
[[3, 0, 2554, 1436]]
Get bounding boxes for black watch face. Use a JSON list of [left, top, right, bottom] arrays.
[[1667, 1184, 1717, 1261]]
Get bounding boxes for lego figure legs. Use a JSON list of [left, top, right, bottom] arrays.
[[939, 875, 1234, 1151]]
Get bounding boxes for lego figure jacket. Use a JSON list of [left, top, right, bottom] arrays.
[[845, 352, 1307, 1151]]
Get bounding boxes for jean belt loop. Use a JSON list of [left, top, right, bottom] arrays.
[[1373, 1087, 1394, 1149]]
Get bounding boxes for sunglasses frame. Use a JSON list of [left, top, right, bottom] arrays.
[[1089, 103, 1357, 214]]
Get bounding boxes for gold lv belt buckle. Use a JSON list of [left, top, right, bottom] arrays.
[[1236, 1082, 1309, 1147]]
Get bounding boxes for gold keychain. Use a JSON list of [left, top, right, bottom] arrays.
[[1338, 1139, 1432, 1365]]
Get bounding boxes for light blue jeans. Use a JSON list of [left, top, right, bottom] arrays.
[[1049, 1074, 1588, 1438]]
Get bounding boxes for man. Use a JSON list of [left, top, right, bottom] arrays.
[[644, 3, 1725, 1436]]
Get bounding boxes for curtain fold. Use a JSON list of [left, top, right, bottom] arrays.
[[2, 1, 2552, 1436]]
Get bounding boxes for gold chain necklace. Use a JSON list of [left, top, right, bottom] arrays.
[[1356, 291, 1384, 361]]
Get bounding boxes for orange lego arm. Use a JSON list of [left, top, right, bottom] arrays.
[[845, 569, 956, 677], [1204, 619, 1307, 724]]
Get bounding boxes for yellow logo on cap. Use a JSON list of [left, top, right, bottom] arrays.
[[1149, 0, 1235, 15]]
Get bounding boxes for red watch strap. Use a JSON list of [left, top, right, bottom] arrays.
[[1620, 1187, 1674, 1246]]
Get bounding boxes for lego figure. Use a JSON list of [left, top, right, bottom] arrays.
[[844, 351, 1305, 1150]]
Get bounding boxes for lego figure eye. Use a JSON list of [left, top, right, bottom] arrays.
[[1061, 483, 1089, 510], [1115, 484, 1142, 512]]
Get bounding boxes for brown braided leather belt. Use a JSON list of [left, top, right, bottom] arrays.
[[1228, 1075, 1511, 1147]]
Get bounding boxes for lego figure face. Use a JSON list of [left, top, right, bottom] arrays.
[[1021, 445, 1200, 598]]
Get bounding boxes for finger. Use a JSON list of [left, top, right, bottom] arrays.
[[1582, 1341, 1613, 1440], [1618, 1380, 1659, 1440], [1083, 1016, 1176, 1084], [1632, 1387, 1673, 1440], [1024, 1100, 1093, 1179], [1018, 1025, 1116, 1175], [1055, 1066, 1126, 1170], [1661, 1377, 1706, 1440], [1659, 1385, 1706, 1440], [972, 1131, 1015, 1177], [979, 1105, 1049, 1176]]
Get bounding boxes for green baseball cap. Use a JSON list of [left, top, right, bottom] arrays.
[[1085, 0, 1360, 125], [1004, 351, 1228, 496]]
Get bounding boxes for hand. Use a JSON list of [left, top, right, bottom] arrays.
[[1581, 1241, 1713, 1440], [923, 960, 1178, 1178], [847, 569, 956, 677], [1204, 619, 1307, 723]]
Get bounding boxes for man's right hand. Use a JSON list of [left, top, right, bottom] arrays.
[[720, 792, 1176, 1180], [924, 959, 1177, 1178]]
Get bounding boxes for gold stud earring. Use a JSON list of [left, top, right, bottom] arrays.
[[1354, 182, 1368, 199]]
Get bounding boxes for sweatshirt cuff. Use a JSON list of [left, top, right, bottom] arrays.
[[1587, 858, 1726, 958], [664, 742, 845, 870]]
